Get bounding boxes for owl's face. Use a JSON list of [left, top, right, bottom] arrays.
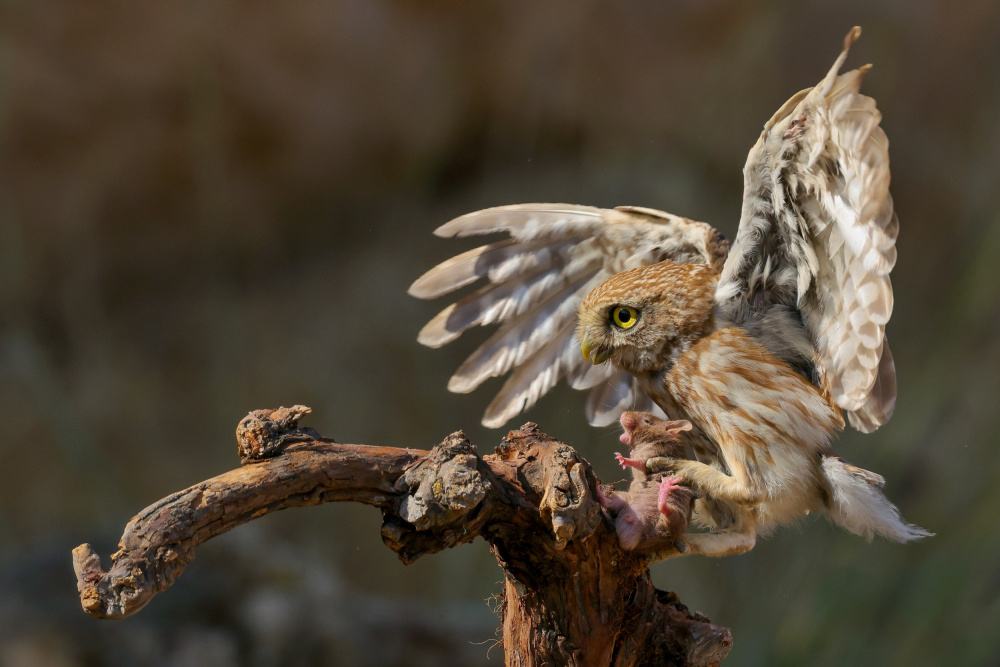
[[577, 261, 718, 375]]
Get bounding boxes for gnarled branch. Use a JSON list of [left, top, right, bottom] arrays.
[[73, 407, 732, 666]]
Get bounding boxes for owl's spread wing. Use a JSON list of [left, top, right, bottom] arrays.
[[715, 27, 898, 432], [410, 204, 728, 427]]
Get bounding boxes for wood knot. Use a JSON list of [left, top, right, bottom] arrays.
[[236, 405, 323, 463], [396, 432, 488, 530], [539, 445, 601, 549], [493, 422, 553, 460]]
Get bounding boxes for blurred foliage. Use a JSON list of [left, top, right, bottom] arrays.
[[1, 1, 999, 665]]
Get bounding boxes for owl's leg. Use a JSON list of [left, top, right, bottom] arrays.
[[680, 529, 757, 558], [691, 495, 741, 531], [647, 458, 761, 505], [645, 525, 756, 561]]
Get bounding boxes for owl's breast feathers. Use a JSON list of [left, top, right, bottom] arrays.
[[660, 327, 843, 500]]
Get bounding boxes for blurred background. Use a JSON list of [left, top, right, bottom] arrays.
[[1, 1, 998, 665]]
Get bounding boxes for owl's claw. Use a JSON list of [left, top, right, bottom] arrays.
[[646, 456, 684, 476], [648, 537, 689, 561]]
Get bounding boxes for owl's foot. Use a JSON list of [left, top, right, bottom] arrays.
[[648, 457, 762, 505], [615, 452, 647, 473], [657, 475, 683, 517], [644, 536, 690, 562], [681, 530, 757, 558], [646, 455, 686, 476]]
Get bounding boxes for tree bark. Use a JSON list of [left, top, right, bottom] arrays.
[[72, 406, 732, 666]]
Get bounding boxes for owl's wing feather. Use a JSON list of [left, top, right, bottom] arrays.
[[585, 371, 668, 427], [410, 204, 728, 427], [415, 241, 602, 348], [446, 272, 597, 394], [482, 319, 585, 428], [716, 27, 898, 432]]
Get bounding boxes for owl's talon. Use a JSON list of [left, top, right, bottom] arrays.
[[646, 456, 683, 475]]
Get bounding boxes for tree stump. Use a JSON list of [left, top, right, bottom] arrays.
[[72, 407, 732, 666]]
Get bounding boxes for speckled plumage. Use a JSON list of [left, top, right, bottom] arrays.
[[410, 28, 930, 553]]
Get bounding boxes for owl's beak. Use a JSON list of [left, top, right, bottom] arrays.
[[580, 335, 611, 365]]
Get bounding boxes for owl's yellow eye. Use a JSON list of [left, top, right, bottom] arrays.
[[611, 306, 639, 329]]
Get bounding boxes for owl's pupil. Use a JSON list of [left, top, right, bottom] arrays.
[[617, 308, 631, 323]]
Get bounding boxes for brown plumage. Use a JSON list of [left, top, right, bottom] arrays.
[[579, 263, 916, 555], [410, 28, 931, 554]]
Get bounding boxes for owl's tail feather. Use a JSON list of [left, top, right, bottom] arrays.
[[821, 455, 932, 542]]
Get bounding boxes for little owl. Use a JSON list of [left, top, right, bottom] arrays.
[[409, 28, 929, 556]]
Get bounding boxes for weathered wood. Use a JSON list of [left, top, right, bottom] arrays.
[[72, 407, 731, 666]]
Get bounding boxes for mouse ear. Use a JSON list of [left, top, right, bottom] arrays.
[[665, 420, 693, 436]]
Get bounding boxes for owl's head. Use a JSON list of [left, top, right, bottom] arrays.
[[577, 261, 718, 374]]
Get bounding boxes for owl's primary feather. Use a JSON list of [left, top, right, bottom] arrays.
[[716, 26, 898, 433], [410, 204, 727, 427], [409, 28, 929, 552], [412, 30, 894, 435]]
